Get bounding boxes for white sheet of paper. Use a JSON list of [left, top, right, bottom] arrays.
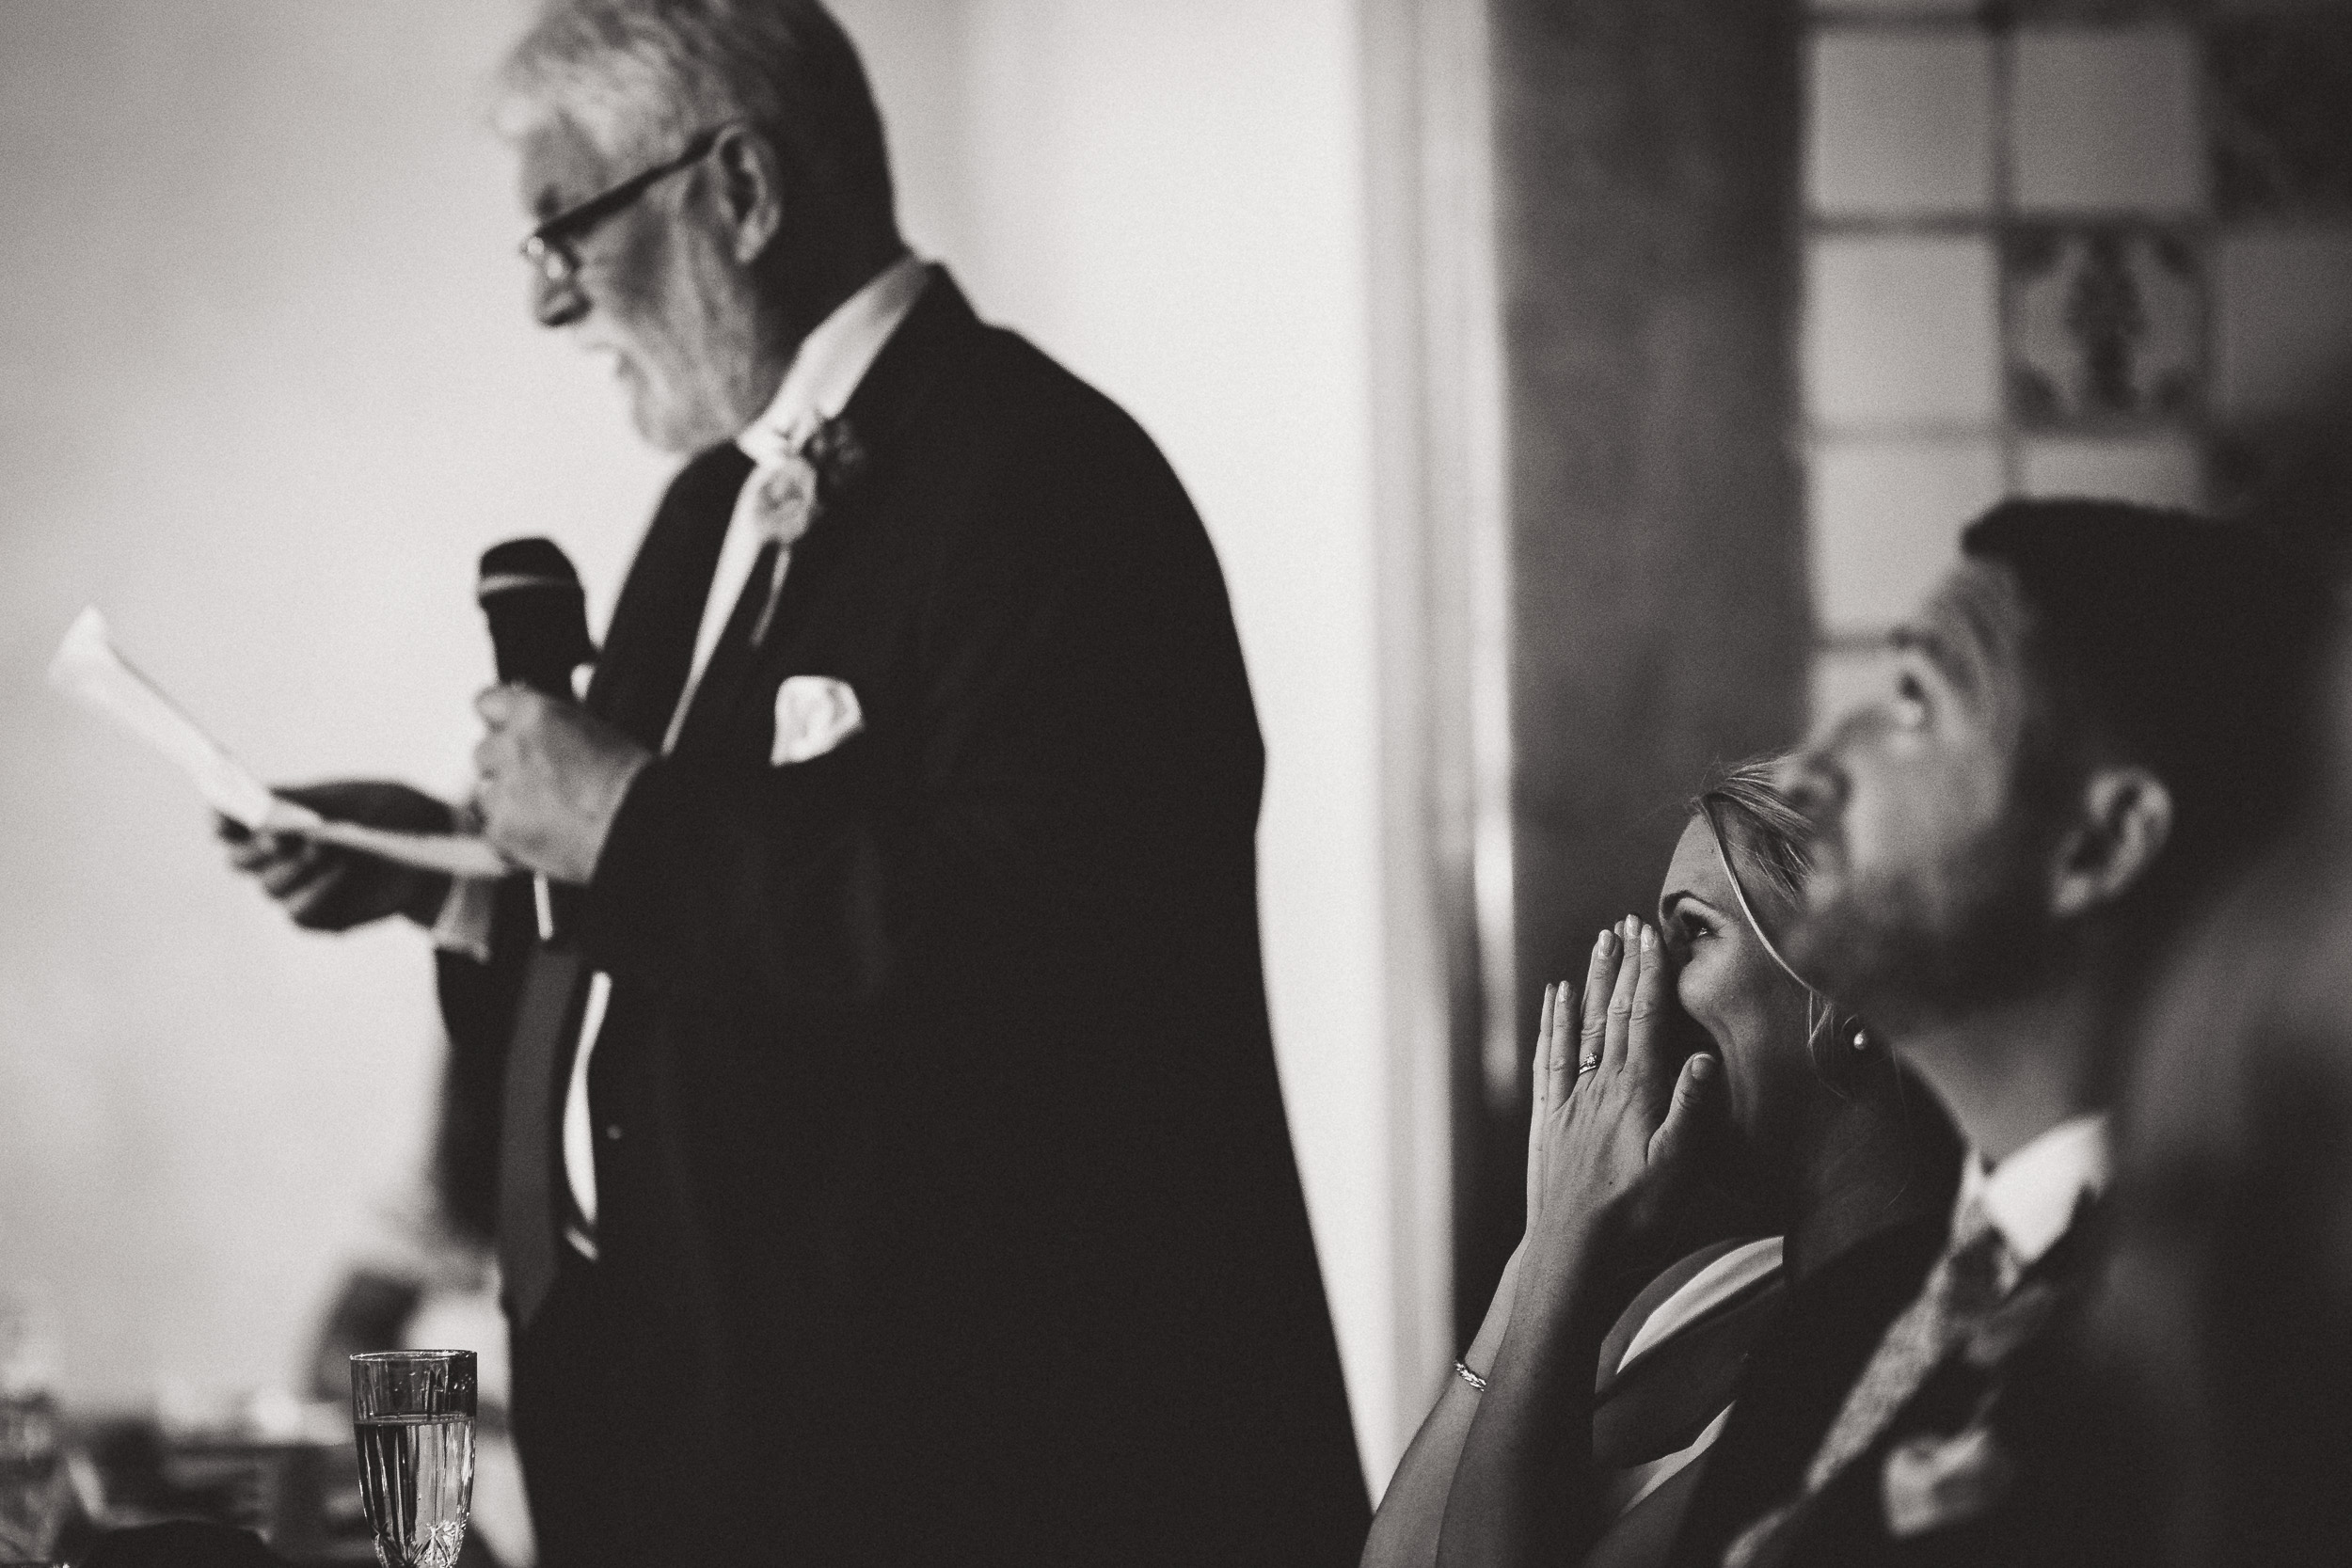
[[47, 607, 508, 879], [297, 818, 509, 879]]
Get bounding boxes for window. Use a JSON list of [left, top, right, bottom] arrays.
[[1801, 0, 2352, 717]]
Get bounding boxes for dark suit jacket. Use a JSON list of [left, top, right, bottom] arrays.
[[1747, 1206, 2135, 1568], [437, 271, 1368, 1565], [1658, 1212, 1948, 1568]]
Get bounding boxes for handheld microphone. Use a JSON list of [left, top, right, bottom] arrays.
[[476, 537, 596, 701], [476, 538, 596, 942]]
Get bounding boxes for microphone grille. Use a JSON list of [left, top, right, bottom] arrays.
[[477, 536, 581, 601]]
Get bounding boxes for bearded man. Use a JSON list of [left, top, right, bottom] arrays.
[[223, 3, 1367, 1562], [1718, 499, 2332, 1568]]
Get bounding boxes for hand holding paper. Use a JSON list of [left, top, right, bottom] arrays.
[[47, 607, 509, 881], [218, 781, 471, 931]]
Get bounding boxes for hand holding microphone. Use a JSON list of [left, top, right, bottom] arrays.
[[470, 539, 650, 887], [475, 537, 597, 701], [221, 536, 635, 928]]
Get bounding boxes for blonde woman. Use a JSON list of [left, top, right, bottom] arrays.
[[1366, 760, 1958, 1568]]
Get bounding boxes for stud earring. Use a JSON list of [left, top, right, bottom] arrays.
[[1851, 1027, 1870, 1053]]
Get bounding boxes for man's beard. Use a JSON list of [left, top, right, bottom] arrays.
[[1783, 819, 2058, 1036]]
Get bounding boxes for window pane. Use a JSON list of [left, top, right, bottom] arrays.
[[2013, 28, 2205, 213], [2004, 224, 2204, 428], [1806, 235, 2001, 430], [1809, 437, 2006, 635], [1808, 32, 1995, 215]]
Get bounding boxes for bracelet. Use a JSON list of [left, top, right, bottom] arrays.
[[1453, 1360, 1488, 1393]]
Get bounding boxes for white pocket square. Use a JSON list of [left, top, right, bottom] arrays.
[[771, 675, 865, 765]]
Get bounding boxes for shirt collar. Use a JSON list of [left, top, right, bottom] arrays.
[[735, 252, 930, 467], [1957, 1112, 2111, 1270]]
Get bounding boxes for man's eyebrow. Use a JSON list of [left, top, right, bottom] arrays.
[[1889, 622, 1978, 696]]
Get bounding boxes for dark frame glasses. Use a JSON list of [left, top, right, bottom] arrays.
[[517, 124, 728, 287]]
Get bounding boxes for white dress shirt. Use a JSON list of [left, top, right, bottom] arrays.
[[442, 253, 932, 1258], [661, 250, 931, 752], [1959, 1111, 2111, 1279]]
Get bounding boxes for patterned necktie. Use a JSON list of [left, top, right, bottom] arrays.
[[498, 538, 783, 1326], [498, 414, 870, 1327], [1723, 1196, 2010, 1568], [496, 946, 589, 1329]]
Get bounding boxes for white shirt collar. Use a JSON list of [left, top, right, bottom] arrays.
[[1958, 1112, 2111, 1270], [735, 252, 930, 467]]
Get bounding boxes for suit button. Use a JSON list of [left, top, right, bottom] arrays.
[[605, 1123, 623, 1142]]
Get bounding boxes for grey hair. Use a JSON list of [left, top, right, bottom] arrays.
[[499, 0, 895, 226]]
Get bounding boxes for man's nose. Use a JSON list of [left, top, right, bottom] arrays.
[[532, 269, 588, 329], [1777, 743, 1844, 824]]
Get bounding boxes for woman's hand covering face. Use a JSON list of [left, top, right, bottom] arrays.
[[1528, 917, 1721, 1259]]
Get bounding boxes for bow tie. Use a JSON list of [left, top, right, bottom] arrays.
[[739, 413, 868, 546]]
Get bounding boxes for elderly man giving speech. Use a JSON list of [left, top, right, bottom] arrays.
[[223, 4, 1366, 1563]]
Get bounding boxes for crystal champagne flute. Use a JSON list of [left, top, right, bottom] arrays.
[[349, 1351, 475, 1568]]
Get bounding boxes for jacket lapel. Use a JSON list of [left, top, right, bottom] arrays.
[[587, 443, 751, 749], [671, 268, 981, 757]]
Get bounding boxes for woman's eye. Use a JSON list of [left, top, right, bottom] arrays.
[[1891, 671, 1931, 730]]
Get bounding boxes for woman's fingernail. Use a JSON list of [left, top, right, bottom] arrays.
[[1597, 929, 1615, 956], [1689, 1054, 1715, 1080], [1640, 924, 1656, 951]]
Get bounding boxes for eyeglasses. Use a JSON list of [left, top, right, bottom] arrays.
[[518, 126, 726, 288]]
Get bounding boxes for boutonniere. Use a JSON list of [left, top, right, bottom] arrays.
[[1881, 1421, 2017, 1540], [745, 416, 869, 548], [801, 414, 868, 512]]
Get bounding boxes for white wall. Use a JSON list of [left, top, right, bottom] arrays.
[[2, 0, 1410, 1489], [0, 0, 674, 1408]]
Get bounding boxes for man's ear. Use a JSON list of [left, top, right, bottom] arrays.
[[2050, 765, 2173, 919], [706, 124, 787, 264]]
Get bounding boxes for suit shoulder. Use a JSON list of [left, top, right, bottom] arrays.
[[929, 326, 1203, 556], [962, 327, 1178, 481]]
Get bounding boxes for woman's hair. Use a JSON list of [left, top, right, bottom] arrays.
[[1692, 754, 1811, 915], [1689, 753, 1855, 1082]]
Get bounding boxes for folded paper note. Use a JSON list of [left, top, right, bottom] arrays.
[[47, 608, 507, 879]]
